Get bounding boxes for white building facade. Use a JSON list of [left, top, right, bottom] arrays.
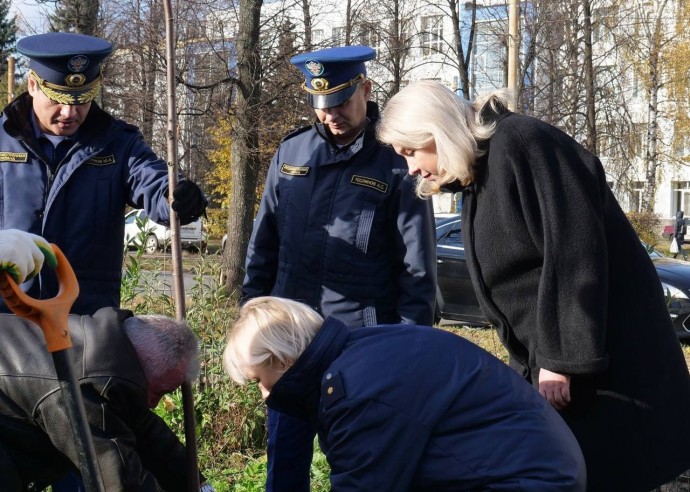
[[210, 0, 688, 221]]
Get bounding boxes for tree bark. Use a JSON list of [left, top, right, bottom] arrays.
[[223, 0, 263, 297], [581, 0, 597, 153]]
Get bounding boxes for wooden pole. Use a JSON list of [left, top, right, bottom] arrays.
[[7, 56, 14, 103], [507, 0, 519, 111], [161, 1, 200, 490]]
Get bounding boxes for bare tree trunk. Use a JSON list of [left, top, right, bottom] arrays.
[[302, 0, 312, 49], [565, 0, 579, 136], [388, 0, 405, 96], [581, 0, 597, 153], [345, 0, 353, 44], [449, 0, 474, 98], [641, 0, 669, 212], [223, 0, 263, 296], [642, 40, 661, 212]]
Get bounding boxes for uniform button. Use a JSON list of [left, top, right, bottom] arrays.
[[326, 373, 332, 380], [327, 387, 334, 395]]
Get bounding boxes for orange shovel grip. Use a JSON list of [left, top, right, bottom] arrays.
[[0, 244, 79, 352]]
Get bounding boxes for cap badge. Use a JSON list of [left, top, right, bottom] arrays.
[[67, 55, 89, 73], [310, 78, 329, 91], [305, 60, 324, 76], [65, 73, 87, 87]]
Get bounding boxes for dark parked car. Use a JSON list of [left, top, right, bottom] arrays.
[[648, 247, 690, 340], [435, 214, 488, 326], [435, 214, 690, 340]]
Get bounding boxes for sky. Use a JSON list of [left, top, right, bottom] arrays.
[[10, 0, 52, 36]]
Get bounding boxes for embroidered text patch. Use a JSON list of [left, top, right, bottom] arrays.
[[0, 152, 28, 163], [86, 155, 116, 166], [280, 163, 310, 176], [351, 175, 388, 193]]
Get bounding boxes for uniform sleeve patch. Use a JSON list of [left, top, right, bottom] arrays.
[[280, 163, 310, 176], [322, 371, 346, 409], [0, 152, 28, 163], [351, 175, 388, 193], [86, 155, 116, 166]]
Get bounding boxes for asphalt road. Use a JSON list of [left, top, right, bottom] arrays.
[[137, 270, 218, 295]]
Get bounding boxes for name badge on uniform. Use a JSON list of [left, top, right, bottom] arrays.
[[280, 163, 310, 176], [86, 155, 116, 166], [351, 175, 388, 194], [0, 151, 29, 163]]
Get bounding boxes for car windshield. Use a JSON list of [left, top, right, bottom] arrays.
[[642, 241, 663, 258]]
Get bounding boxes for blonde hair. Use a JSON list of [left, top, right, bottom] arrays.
[[377, 80, 506, 197], [223, 297, 324, 384]]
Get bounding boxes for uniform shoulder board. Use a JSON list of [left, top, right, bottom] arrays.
[[321, 370, 346, 409], [281, 124, 312, 143]]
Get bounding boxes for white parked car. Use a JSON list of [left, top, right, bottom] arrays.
[[124, 209, 207, 254]]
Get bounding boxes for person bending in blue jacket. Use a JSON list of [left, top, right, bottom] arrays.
[[224, 296, 586, 491]]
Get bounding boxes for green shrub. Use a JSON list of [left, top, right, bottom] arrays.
[[627, 211, 663, 248]]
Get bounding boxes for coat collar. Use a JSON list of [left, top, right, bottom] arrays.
[[266, 316, 351, 422]]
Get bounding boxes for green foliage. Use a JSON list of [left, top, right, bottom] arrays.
[[204, 207, 228, 244], [47, 0, 99, 35], [120, 216, 148, 304], [123, 251, 269, 490], [227, 439, 330, 492], [0, 0, 15, 62], [626, 211, 662, 248]]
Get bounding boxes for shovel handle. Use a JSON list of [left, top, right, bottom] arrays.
[[0, 244, 79, 352]]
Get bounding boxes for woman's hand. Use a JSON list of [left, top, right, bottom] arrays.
[[538, 368, 571, 411]]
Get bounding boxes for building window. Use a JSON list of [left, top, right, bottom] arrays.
[[332, 26, 346, 44], [672, 181, 690, 216], [471, 19, 507, 95], [421, 15, 443, 56], [358, 22, 380, 49], [630, 181, 645, 212], [312, 29, 324, 45]]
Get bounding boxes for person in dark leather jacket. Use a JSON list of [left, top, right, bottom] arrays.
[[224, 297, 587, 492], [0, 307, 208, 491]]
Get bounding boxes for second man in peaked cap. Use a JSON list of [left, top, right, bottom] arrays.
[[241, 45, 438, 492]]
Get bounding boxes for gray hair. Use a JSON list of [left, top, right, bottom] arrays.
[[223, 297, 324, 385], [377, 80, 507, 197], [123, 315, 200, 384]]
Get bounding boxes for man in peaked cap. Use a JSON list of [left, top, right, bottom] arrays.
[[0, 32, 207, 315], [0, 33, 208, 490], [241, 45, 437, 492], [18, 32, 113, 111]]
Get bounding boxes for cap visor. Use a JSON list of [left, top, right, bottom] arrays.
[[307, 85, 358, 109]]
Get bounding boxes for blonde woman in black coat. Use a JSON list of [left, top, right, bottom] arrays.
[[377, 80, 690, 492]]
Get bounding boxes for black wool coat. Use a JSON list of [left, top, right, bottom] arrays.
[[461, 111, 690, 492]]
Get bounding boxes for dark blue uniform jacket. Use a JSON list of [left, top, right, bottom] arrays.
[[242, 105, 436, 327], [267, 318, 587, 491], [0, 93, 180, 314]]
